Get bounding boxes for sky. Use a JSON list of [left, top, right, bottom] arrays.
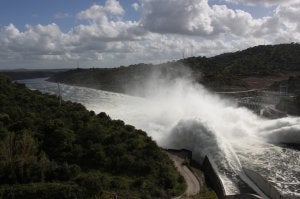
[[0, 0, 299, 69]]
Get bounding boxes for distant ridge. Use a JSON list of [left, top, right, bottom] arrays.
[[16, 43, 300, 94]]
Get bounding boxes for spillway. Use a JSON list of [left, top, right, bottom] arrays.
[[19, 78, 300, 198]]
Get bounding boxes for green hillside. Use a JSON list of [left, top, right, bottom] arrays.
[[0, 75, 185, 199]]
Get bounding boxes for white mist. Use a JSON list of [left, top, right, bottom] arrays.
[[97, 77, 300, 197]]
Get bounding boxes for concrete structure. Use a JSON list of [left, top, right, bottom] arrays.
[[244, 168, 284, 199], [238, 97, 263, 113], [167, 149, 287, 199], [202, 156, 227, 199], [218, 89, 291, 118], [202, 156, 263, 199]]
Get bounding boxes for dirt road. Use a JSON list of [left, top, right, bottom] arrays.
[[167, 153, 200, 197]]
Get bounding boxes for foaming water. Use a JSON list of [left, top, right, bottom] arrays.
[[20, 78, 300, 197]]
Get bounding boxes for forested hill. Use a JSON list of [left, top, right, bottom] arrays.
[[184, 43, 300, 81], [0, 75, 185, 199], [49, 43, 300, 94]]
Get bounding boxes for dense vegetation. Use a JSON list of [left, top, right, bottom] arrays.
[[48, 43, 300, 94], [0, 75, 185, 198], [198, 43, 300, 76]]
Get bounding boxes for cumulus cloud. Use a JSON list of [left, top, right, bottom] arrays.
[[140, 0, 274, 38], [75, 0, 145, 41], [141, 0, 213, 35], [0, 0, 147, 67], [0, 0, 300, 69], [0, 23, 65, 57], [276, 2, 300, 31], [78, 1, 124, 22]]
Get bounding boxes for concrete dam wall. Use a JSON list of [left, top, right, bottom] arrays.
[[202, 156, 263, 199], [244, 168, 284, 199]]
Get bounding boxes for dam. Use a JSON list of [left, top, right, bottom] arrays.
[[19, 78, 300, 198]]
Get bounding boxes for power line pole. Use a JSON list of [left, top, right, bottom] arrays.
[[57, 82, 61, 106]]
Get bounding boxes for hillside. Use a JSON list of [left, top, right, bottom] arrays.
[[48, 43, 300, 95], [184, 43, 300, 89], [1, 69, 68, 80], [0, 75, 185, 198]]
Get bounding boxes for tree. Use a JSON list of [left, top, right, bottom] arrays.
[[0, 132, 16, 164]]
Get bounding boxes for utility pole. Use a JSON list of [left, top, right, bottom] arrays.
[[279, 84, 288, 97], [57, 82, 61, 106]]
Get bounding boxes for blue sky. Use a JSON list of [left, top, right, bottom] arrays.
[[0, 0, 140, 31], [0, 0, 299, 69]]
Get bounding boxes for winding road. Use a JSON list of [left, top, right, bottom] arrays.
[[167, 153, 200, 197]]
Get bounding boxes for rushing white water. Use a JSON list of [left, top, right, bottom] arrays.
[[19, 77, 300, 197]]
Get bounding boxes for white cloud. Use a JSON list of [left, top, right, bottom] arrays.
[[140, 0, 300, 43], [140, 0, 272, 37], [0, 0, 300, 69], [141, 0, 213, 36], [105, 0, 125, 15], [78, 0, 124, 22], [276, 2, 300, 31], [0, 0, 148, 68], [132, 3, 140, 11], [0, 23, 65, 56], [75, 0, 145, 41]]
